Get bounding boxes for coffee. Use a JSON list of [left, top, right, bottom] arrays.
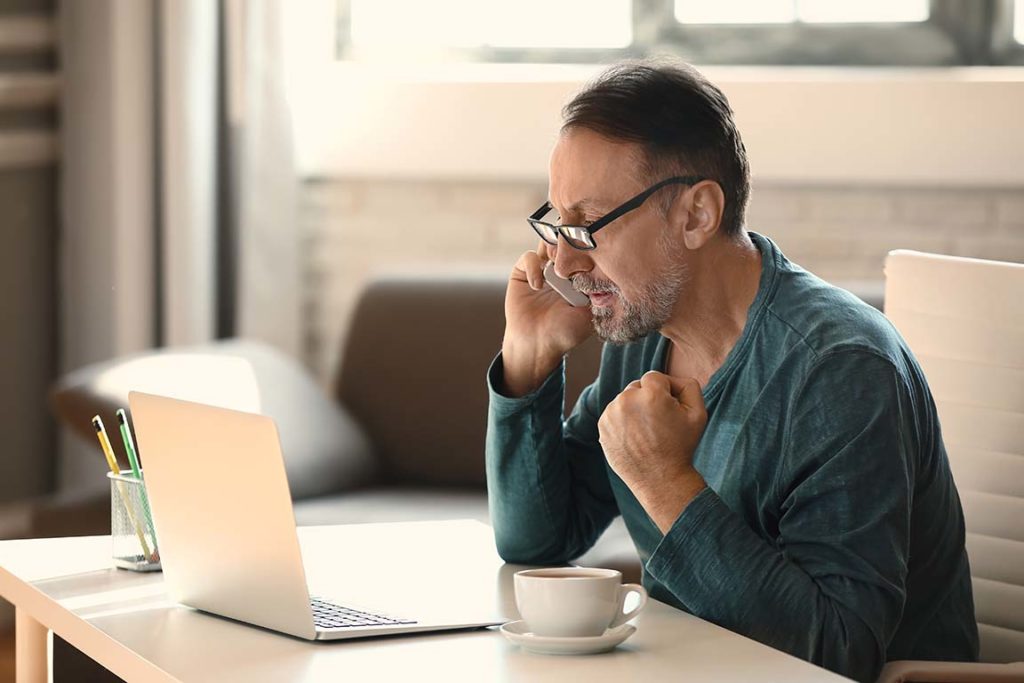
[[526, 571, 597, 579]]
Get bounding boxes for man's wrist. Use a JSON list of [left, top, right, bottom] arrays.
[[640, 469, 707, 535], [499, 344, 564, 397]]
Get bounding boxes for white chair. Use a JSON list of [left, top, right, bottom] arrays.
[[877, 251, 1024, 683]]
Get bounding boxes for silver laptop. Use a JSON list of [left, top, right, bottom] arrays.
[[128, 391, 504, 640]]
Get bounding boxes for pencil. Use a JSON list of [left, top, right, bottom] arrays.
[[115, 409, 159, 559], [94, 415, 153, 562]]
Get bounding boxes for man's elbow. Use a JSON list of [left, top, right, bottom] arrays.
[[811, 615, 887, 683], [492, 531, 571, 566], [823, 650, 884, 683]]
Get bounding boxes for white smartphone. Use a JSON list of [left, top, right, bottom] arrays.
[[543, 261, 590, 307]]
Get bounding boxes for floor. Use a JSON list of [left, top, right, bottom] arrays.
[[0, 628, 13, 682], [0, 627, 123, 682]]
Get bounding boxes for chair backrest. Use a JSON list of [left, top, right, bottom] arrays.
[[884, 250, 1024, 663]]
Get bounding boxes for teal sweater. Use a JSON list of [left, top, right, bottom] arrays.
[[486, 233, 978, 683]]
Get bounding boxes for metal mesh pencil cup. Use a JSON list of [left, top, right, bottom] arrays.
[[108, 471, 161, 571]]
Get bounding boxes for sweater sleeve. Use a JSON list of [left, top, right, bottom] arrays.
[[485, 352, 619, 565], [645, 350, 914, 683]]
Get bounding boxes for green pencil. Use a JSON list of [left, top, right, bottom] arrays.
[[116, 408, 159, 562], [116, 409, 143, 479]]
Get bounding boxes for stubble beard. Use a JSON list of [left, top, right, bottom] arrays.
[[575, 237, 689, 345]]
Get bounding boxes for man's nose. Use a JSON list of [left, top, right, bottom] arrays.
[[551, 237, 594, 280]]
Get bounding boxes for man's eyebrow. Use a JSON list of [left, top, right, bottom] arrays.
[[546, 197, 603, 213]]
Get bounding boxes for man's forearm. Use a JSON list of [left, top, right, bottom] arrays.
[[486, 353, 619, 565], [486, 354, 582, 564], [645, 489, 895, 683]]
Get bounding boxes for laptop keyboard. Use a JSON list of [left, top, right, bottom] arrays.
[[311, 597, 417, 629]]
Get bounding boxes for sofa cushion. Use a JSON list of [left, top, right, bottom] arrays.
[[293, 487, 491, 526], [50, 339, 377, 500], [293, 487, 641, 583]]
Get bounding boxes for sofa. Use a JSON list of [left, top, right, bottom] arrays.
[[46, 274, 643, 577], [46, 273, 885, 585]]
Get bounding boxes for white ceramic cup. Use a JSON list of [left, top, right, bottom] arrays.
[[513, 567, 648, 637]]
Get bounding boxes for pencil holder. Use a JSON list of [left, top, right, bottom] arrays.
[[108, 471, 161, 571]]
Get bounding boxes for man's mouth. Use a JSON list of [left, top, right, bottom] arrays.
[[587, 291, 615, 307], [571, 275, 618, 308]]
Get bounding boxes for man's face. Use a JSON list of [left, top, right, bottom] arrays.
[[547, 128, 689, 344]]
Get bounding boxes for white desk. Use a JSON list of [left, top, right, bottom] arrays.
[[0, 520, 850, 682]]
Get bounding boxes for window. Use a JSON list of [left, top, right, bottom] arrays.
[[1016, 0, 1024, 43], [350, 0, 631, 52], [340, 0, 633, 63], [665, 0, 948, 65], [674, 0, 929, 25], [991, 0, 1024, 64], [334, 1, 1024, 66]]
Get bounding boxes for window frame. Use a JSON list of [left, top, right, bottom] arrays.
[[333, 0, 1004, 66], [334, 0, 638, 64], [990, 0, 1024, 65]]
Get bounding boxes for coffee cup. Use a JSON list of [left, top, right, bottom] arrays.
[[513, 567, 648, 637]]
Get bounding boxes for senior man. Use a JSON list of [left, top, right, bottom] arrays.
[[485, 60, 978, 683]]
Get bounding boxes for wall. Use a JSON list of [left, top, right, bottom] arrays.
[[299, 178, 1024, 382], [0, 0, 58, 501]]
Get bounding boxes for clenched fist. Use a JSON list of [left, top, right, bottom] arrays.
[[598, 370, 709, 533]]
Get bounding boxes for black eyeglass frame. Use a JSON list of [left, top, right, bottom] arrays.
[[527, 175, 707, 251]]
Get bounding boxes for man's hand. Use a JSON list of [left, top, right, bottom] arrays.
[[501, 241, 594, 397], [598, 371, 709, 533]]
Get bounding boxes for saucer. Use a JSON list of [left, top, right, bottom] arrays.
[[499, 620, 636, 655]]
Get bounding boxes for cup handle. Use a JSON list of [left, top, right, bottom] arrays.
[[609, 583, 648, 629]]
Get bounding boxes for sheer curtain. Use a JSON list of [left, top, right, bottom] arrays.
[[226, 0, 301, 355], [59, 0, 298, 492]]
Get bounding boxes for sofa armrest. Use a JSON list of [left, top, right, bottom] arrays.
[[27, 490, 109, 539], [0, 489, 108, 541]]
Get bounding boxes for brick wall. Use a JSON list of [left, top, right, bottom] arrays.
[[300, 179, 1024, 381]]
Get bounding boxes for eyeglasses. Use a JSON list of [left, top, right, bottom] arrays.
[[527, 175, 706, 251]]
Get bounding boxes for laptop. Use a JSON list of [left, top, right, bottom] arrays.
[[128, 391, 504, 640]]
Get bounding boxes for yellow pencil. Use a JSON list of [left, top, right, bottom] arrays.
[[93, 416, 154, 562], [92, 416, 121, 474]]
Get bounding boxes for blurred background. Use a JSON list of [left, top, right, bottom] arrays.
[[1, 0, 1023, 677]]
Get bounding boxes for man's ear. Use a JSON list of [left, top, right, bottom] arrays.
[[669, 181, 725, 250]]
